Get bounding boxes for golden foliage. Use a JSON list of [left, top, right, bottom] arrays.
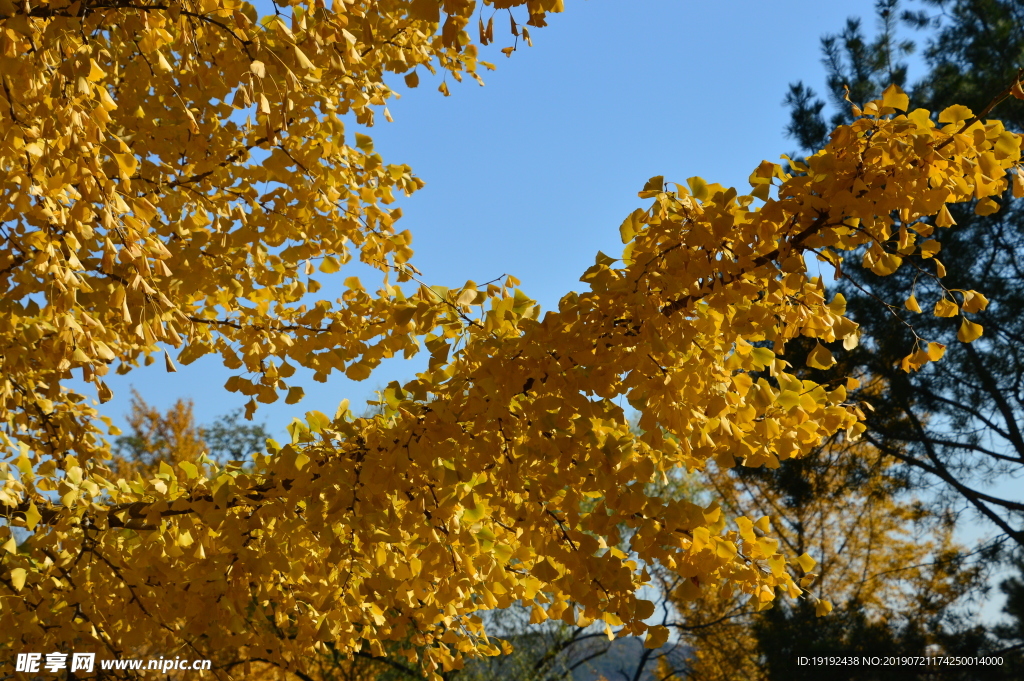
[[0, 0, 1020, 676]]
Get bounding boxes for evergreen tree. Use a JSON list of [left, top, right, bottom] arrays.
[[771, 0, 1024, 675], [784, 0, 1024, 550]]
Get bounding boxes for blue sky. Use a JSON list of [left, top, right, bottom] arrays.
[[99, 0, 889, 440]]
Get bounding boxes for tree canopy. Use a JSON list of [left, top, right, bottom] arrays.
[[2, 1, 1023, 678]]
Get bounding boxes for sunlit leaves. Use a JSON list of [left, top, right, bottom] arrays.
[[22, 502, 40, 531], [0, 0, 1019, 675]]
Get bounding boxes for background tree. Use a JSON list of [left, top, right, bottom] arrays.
[[994, 557, 1024, 673], [751, 0, 1024, 675], [664, 424, 997, 680], [111, 390, 269, 477], [110, 389, 208, 478], [784, 0, 1024, 548]]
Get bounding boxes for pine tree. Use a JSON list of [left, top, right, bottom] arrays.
[[783, 0, 1024, 550]]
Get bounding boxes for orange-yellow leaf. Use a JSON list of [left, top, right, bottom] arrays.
[[926, 342, 946, 361], [806, 343, 835, 370], [881, 84, 909, 112], [796, 552, 816, 573], [87, 59, 106, 81], [935, 205, 956, 227], [958, 319, 983, 343], [23, 502, 40, 531], [961, 291, 989, 313], [919, 239, 941, 258], [645, 625, 669, 649], [938, 104, 973, 124], [293, 45, 314, 70], [345, 362, 372, 381], [975, 197, 1000, 216], [933, 299, 959, 317], [1014, 170, 1024, 198]]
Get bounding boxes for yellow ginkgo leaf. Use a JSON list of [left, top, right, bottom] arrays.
[[975, 197, 1000, 216], [23, 502, 41, 531], [345, 362, 373, 381], [881, 84, 909, 111], [87, 58, 106, 81], [114, 153, 137, 175], [961, 291, 989, 313], [645, 625, 670, 649], [806, 343, 835, 370], [926, 342, 946, 361], [796, 552, 816, 573], [938, 104, 973, 124], [935, 205, 956, 227], [293, 45, 315, 70], [958, 319, 984, 343], [919, 239, 941, 258], [933, 299, 959, 317]]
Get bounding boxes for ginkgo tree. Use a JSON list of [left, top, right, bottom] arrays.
[[1, 0, 1022, 678]]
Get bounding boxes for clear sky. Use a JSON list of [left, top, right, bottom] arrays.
[[96, 0, 888, 440]]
